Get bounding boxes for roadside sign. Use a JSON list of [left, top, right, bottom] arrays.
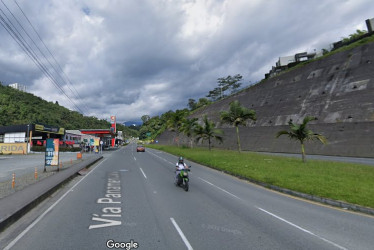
[[45, 138, 59, 167]]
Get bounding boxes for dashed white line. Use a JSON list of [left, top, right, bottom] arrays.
[[198, 177, 242, 201], [139, 168, 147, 179], [257, 207, 347, 250], [170, 217, 193, 250]]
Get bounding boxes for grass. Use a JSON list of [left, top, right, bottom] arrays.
[[147, 144, 374, 208]]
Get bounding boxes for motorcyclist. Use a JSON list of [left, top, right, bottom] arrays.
[[175, 156, 188, 184]]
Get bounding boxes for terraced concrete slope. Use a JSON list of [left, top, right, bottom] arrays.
[[158, 40, 374, 157]]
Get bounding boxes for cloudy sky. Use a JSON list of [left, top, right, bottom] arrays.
[[0, 0, 373, 123]]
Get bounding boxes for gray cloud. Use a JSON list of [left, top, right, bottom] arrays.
[[0, 0, 373, 122]]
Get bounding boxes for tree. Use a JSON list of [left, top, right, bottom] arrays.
[[188, 99, 197, 110], [342, 29, 367, 43], [197, 98, 211, 108], [206, 88, 221, 101], [141, 115, 150, 124], [322, 48, 329, 55], [166, 109, 189, 146], [220, 100, 256, 152], [194, 115, 223, 150], [206, 74, 244, 101], [180, 118, 198, 148], [276, 116, 327, 163], [217, 74, 243, 96]]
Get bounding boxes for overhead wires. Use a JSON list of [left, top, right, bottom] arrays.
[[0, 0, 89, 115]]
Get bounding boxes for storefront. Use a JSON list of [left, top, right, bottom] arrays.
[[80, 129, 115, 149], [0, 124, 65, 154]]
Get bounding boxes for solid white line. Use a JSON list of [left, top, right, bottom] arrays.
[[139, 168, 147, 179], [147, 149, 174, 165], [3, 159, 108, 250], [170, 217, 193, 250], [198, 177, 242, 201], [256, 207, 347, 250]]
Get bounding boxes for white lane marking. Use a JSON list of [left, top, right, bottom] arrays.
[[198, 177, 242, 201], [170, 217, 193, 250], [3, 159, 108, 250], [139, 168, 147, 179], [147, 149, 174, 165], [257, 207, 347, 250], [133, 156, 136, 161]]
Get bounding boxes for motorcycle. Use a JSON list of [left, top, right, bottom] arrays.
[[175, 166, 191, 192]]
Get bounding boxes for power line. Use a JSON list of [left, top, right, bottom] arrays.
[[14, 0, 91, 113], [0, 0, 87, 114]]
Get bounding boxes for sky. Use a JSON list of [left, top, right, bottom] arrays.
[[0, 0, 373, 123]]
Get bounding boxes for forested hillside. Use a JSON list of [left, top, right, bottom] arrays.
[[0, 83, 138, 137]]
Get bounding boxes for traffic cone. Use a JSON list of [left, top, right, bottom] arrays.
[[34, 167, 38, 180], [12, 173, 15, 189]]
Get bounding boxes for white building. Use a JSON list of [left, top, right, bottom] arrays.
[[9, 83, 27, 92]]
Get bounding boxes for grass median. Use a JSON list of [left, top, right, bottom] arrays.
[[147, 144, 374, 209]]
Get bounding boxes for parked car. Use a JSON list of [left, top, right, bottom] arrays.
[[136, 145, 145, 152]]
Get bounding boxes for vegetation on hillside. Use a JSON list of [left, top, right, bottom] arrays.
[[0, 83, 138, 138]]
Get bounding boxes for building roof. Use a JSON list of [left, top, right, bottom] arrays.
[[66, 130, 83, 136], [80, 129, 113, 135]]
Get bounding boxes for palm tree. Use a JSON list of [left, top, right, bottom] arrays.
[[276, 116, 327, 163], [180, 118, 198, 148], [166, 110, 188, 146], [194, 115, 223, 150], [220, 100, 256, 152]]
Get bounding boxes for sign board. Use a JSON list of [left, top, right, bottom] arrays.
[[110, 116, 116, 124], [35, 124, 65, 135], [0, 143, 27, 154], [94, 138, 100, 146], [45, 138, 59, 166], [110, 116, 116, 133]]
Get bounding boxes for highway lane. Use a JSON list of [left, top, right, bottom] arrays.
[[2, 144, 374, 249]]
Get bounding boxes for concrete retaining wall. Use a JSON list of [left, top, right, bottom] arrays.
[[157, 40, 374, 157]]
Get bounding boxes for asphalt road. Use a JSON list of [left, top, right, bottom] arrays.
[[1, 144, 374, 250], [0, 152, 100, 183]]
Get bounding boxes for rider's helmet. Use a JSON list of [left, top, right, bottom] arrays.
[[178, 156, 184, 163]]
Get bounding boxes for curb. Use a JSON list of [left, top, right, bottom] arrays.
[[151, 148, 374, 217], [0, 155, 103, 232], [221, 171, 374, 216]]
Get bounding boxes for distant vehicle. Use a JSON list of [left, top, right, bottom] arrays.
[[136, 145, 145, 152]]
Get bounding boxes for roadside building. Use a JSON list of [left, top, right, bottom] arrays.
[[64, 130, 83, 148], [8, 82, 27, 92], [0, 124, 65, 154], [80, 129, 115, 150]]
